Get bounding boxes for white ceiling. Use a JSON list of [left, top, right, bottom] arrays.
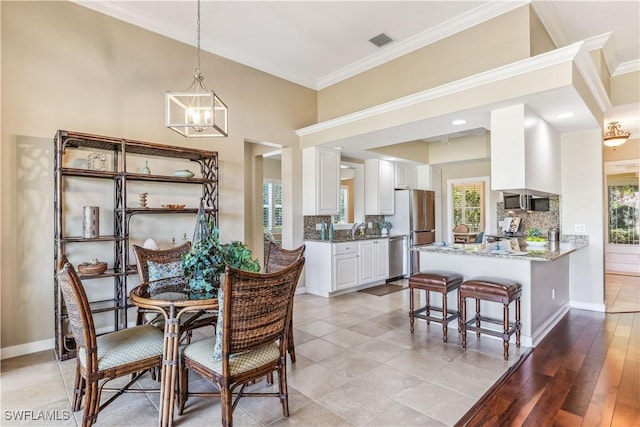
[[76, 0, 639, 158]]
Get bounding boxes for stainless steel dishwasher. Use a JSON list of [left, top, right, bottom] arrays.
[[388, 235, 406, 281]]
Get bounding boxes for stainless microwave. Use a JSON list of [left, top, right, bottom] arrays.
[[504, 194, 531, 210]]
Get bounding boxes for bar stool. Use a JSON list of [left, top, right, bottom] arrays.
[[409, 270, 463, 342], [459, 277, 522, 360]]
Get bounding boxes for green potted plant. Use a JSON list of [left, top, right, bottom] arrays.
[[379, 220, 392, 236], [182, 226, 260, 294]]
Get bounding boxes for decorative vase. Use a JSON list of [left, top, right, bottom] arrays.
[[82, 206, 99, 238], [381, 228, 388, 236], [142, 160, 151, 175]]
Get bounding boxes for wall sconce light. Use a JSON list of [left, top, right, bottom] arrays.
[[603, 121, 630, 150]]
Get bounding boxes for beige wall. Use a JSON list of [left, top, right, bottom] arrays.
[[610, 71, 640, 106], [603, 138, 640, 162], [317, 6, 532, 121], [529, 5, 556, 57], [1, 1, 316, 352]]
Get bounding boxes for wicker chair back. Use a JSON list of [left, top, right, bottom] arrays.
[[132, 242, 191, 282], [264, 242, 305, 273]]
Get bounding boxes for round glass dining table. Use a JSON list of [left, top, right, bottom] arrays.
[[130, 277, 218, 427]]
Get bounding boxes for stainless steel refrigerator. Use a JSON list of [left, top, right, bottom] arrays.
[[385, 189, 435, 276]]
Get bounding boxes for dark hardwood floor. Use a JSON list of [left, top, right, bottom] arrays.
[[457, 309, 640, 426]]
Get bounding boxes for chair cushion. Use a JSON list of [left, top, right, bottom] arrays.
[[147, 260, 184, 281], [78, 324, 163, 370], [409, 270, 463, 291], [460, 277, 522, 301], [186, 337, 280, 376]]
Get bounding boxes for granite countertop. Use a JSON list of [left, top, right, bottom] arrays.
[[411, 239, 588, 262], [305, 234, 406, 243]]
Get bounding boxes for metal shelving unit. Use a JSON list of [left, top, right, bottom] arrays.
[[53, 130, 218, 360]]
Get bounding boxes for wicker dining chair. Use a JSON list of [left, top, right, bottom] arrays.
[[264, 241, 305, 362], [56, 257, 163, 427], [178, 258, 305, 427], [132, 243, 217, 341]]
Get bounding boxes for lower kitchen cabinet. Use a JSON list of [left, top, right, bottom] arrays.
[[360, 239, 389, 284], [305, 239, 389, 297]]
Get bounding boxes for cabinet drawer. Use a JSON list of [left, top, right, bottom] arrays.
[[333, 242, 358, 255]]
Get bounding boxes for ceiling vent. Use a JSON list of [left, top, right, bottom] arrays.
[[369, 33, 393, 48]]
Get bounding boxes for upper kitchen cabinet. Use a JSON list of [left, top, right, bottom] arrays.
[[303, 147, 340, 215], [490, 104, 561, 196], [394, 163, 416, 189], [365, 159, 395, 215]]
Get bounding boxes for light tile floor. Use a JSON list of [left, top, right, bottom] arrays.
[[1, 280, 525, 427], [605, 272, 640, 313]]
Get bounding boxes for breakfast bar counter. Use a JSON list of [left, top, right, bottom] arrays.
[[411, 239, 588, 347]]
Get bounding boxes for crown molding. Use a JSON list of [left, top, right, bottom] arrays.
[[316, 1, 529, 90], [572, 42, 612, 114], [297, 43, 586, 136], [531, 1, 568, 48], [613, 59, 640, 76]]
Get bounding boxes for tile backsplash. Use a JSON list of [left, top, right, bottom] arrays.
[[496, 197, 560, 236], [303, 215, 385, 240]]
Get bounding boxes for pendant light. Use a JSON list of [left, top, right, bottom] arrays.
[[603, 121, 630, 150], [166, 0, 228, 137]]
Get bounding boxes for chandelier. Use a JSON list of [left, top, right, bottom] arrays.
[[603, 121, 630, 150], [166, 0, 228, 137]]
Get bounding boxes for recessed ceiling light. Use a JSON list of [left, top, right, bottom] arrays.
[[556, 112, 574, 119], [334, 146, 343, 150], [451, 119, 466, 125]]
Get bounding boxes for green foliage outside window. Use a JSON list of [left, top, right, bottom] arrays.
[[608, 184, 639, 245], [453, 183, 483, 232]]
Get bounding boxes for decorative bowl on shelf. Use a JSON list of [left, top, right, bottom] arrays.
[[78, 261, 108, 276], [172, 170, 195, 178], [161, 204, 186, 210]]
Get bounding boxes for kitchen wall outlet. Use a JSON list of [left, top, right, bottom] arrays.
[[574, 224, 586, 233], [368, 222, 373, 228], [551, 289, 555, 299], [315, 223, 322, 231]]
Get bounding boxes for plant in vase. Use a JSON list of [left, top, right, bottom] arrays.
[[379, 221, 392, 236], [182, 225, 260, 295]]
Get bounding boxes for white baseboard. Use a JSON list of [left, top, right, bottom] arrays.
[[570, 300, 606, 312], [530, 304, 571, 347], [1, 338, 54, 360]]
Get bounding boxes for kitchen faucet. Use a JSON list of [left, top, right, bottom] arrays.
[[351, 222, 365, 239]]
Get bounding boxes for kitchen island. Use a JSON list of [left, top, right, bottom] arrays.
[[412, 239, 588, 347]]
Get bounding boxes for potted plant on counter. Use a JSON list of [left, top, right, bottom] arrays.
[[379, 221, 392, 236]]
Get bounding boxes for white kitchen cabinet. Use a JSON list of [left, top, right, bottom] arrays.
[[305, 239, 388, 297], [365, 159, 395, 215], [303, 147, 340, 215], [334, 243, 359, 291], [394, 163, 415, 189], [360, 239, 389, 284]]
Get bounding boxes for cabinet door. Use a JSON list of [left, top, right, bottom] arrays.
[[374, 239, 389, 280], [395, 164, 415, 189], [359, 241, 375, 284], [318, 148, 340, 214], [303, 147, 340, 215], [379, 161, 395, 214], [333, 254, 359, 290], [365, 159, 395, 215]]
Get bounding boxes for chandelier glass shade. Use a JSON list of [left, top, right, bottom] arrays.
[[603, 121, 630, 149], [166, 0, 228, 137]]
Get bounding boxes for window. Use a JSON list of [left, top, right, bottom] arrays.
[[608, 177, 639, 245], [263, 180, 282, 231], [453, 182, 484, 232], [338, 186, 349, 223]]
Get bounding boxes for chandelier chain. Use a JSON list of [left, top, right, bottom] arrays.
[[195, 0, 202, 75]]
